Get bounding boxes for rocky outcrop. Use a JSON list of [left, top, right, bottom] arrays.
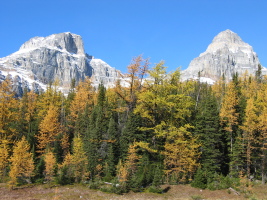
[[0, 32, 120, 95], [182, 29, 265, 82]]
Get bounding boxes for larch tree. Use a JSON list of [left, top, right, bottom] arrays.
[[8, 137, 34, 189], [0, 79, 19, 142], [219, 81, 239, 175], [44, 150, 57, 182], [161, 125, 200, 183], [71, 136, 88, 182], [115, 55, 149, 113], [36, 81, 63, 119], [134, 62, 198, 183], [36, 105, 62, 153], [0, 139, 10, 180], [241, 97, 258, 179], [69, 77, 94, 122]]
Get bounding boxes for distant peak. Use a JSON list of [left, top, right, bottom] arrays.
[[212, 29, 243, 44]]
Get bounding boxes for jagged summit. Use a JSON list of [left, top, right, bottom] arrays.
[[0, 32, 120, 96], [19, 32, 85, 55], [182, 29, 263, 82]]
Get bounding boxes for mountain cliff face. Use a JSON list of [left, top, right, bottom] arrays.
[[0, 32, 120, 95], [182, 29, 265, 82]]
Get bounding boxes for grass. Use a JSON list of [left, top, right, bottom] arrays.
[[0, 182, 267, 200]]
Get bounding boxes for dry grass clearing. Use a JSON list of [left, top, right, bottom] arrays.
[[0, 183, 266, 200]]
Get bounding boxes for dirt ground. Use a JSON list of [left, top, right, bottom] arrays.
[[0, 183, 265, 200]]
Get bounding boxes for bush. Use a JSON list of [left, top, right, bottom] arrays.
[[147, 186, 163, 193], [88, 180, 102, 189], [100, 185, 127, 195], [191, 168, 207, 189], [206, 174, 240, 190], [55, 165, 74, 185]]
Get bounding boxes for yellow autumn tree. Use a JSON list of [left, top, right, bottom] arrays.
[[116, 143, 141, 184], [159, 124, 200, 183], [241, 97, 258, 179], [134, 62, 198, 183], [220, 81, 239, 156], [0, 78, 19, 141], [71, 136, 88, 182], [0, 139, 10, 180], [37, 105, 61, 153], [69, 77, 94, 122], [116, 159, 128, 184], [44, 150, 57, 182], [8, 137, 34, 189], [115, 55, 149, 112], [60, 136, 88, 183], [36, 81, 63, 119]]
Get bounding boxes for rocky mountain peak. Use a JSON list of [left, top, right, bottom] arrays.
[[212, 29, 243, 44], [0, 32, 120, 96], [19, 32, 85, 55], [182, 29, 263, 82]]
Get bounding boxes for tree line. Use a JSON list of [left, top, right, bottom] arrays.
[[0, 56, 266, 193]]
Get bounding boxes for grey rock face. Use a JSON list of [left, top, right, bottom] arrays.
[[0, 32, 120, 95], [182, 29, 264, 82]]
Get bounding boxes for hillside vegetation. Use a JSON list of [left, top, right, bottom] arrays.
[[0, 56, 267, 197]]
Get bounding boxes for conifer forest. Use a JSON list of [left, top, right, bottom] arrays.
[[1, 55, 267, 193]]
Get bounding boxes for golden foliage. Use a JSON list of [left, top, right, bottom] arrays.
[[220, 81, 239, 133], [161, 125, 200, 183], [116, 143, 141, 184], [0, 139, 10, 179], [69, 78, 93, 121], [8, 137, 34, 188], [0, 79, 19, 141], [44, 150, 57, 182], [37, 105, 62, 153], [60, 136, 88, 182]]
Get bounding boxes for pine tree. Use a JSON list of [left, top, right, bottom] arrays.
[[120, 113, 143, 159], [9, 137, 34, 188], [103, 117, 118, 180], [194, 86, 223, 177]]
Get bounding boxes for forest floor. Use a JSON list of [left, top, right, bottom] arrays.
[[0, 183, 267, 200]]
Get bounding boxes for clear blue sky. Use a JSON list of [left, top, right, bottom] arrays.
[[1, 0, 266, 73]]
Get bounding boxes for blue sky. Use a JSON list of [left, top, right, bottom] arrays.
[[1, 0, 266, 73]]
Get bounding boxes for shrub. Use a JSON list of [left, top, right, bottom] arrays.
[[148, 186, 163, 193], [191, 168, 207, 189]]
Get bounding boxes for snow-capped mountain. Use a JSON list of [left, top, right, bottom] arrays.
[[0, 32, 121, 95], [182, 29, 265, 82]]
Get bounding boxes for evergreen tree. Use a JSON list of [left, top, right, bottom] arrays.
[[194, 86, 223, 177], [120, 113, 144, 159]]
